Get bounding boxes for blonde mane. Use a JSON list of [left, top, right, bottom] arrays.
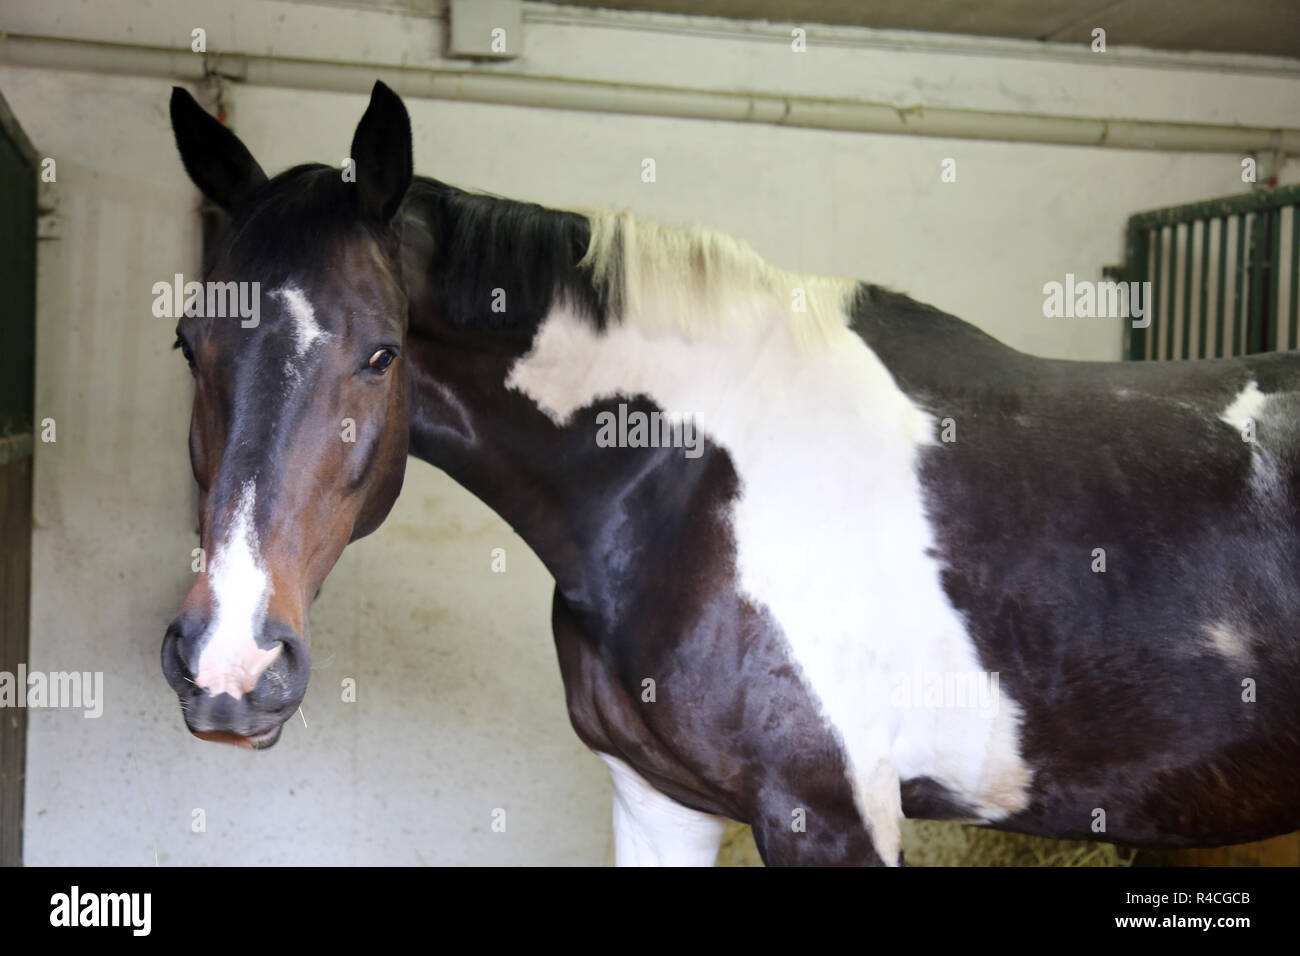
[[579, 209, 858, 347]]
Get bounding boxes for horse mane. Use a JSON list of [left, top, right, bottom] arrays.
[[228, 170, 858, 346], [580, 208, 857, 346], [406, 177, 612, 332], [408, 176, 855, 345]]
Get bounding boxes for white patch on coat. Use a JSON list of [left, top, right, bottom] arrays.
[[598, 752, 728, 866], [1220, 380, 1267, 432], [1220, 380, 1282, 495], [194, 481, 281, 698], [272, 286, 328, 356], [509, 290, 1032, 859], [1204, 620, 1253, 665]]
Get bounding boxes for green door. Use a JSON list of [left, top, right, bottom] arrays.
[[0, 87, 38, 868]]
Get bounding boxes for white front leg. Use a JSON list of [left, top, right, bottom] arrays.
[[598, 753, 729, 866]]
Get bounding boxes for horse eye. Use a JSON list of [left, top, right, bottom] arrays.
[[367, 348, 396, 373]]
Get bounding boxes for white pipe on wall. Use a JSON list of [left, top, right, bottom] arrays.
[[2, 33, 1298, 155]]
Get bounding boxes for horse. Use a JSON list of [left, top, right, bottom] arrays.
[[162, 81, 1300, 865]]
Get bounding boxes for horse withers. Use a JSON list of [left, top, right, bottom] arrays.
[[164, 82, 1300, 864]]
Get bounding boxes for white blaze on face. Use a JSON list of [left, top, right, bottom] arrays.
[[509, 297, 1032, 863], [273, 286, 328, 356], [194, 480, 280, 698]]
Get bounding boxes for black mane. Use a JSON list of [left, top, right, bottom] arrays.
[[401, 176, 615, 332]]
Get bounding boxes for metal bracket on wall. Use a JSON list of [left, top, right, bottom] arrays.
[[1259, 149, 1287, 189], [448, 0, 523, 60], [192, 69, 233, 128], [1253, 130, 1288, 188]]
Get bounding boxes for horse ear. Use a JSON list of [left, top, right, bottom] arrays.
[[169, 87, 268, 213], [350, 81, 413, 224]]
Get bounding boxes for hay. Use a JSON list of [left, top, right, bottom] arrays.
[[899, 819, 1137, 867], [714, 820, 1137, 867]]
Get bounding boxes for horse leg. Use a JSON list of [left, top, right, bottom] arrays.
[[598, 753, 729, 866]]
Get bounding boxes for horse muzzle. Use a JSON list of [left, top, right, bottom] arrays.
[[161, 615, 310, 748]]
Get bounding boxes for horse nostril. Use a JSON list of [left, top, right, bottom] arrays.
[[245, 625, 311, 710], [161, 619, 199, 694]]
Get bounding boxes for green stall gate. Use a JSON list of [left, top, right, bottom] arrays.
[[1110, 183, 1300, 362], [0, 88, 37, 868]]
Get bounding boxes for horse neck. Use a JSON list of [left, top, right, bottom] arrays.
[[404, 326, 722, 622], [394, 185, 735, 620]]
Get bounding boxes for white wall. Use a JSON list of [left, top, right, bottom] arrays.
[[4, 0, 1299, 864]]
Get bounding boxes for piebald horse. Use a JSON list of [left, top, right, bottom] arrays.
[[163, 82, 1300, 865]]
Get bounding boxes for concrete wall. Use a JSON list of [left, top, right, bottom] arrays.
[[3, 0, 1298, 864]]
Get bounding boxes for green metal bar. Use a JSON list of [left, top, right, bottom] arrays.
[[1215, 216, 1227, 357], [1167, 223, 1180, 360], [1181, 222, 1194, 359], [1198, 218, 1210, 358], [1111, 225, 1150, 361], [1267, 206, 1282, 352], [1248, 212, 1268, 353], [1150, 226, 1163, 360], [1129, 225, 1150, 361], [1290, 205, 1299, 351], [1170, 225, 1180, 361], [1129, 183, 1300, 231], [1233, 214, 1246, 355], [1274, 205, 1284, 351]]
